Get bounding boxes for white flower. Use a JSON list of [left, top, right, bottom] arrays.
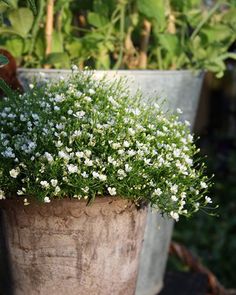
[[181, 192, 187, 199], [44, 152, 53, 162], [54, 94, 64, 102], [173, 149, 181, 157], [170, 211, 179, 221], [200, 181, 208, 189], [125, 164, 132, 172], [71, 65, 78, 71], [76, 151, 84, 158], [123, 141, 130, 148], [171, 195, 178, 202], [92, 171, 99, 179], [17, 189, 25, 196], [88, 89, 95, 95], [81, 171, 89, 178], [24, 198, 30, 205], [153, 188, 162, 196], [108, 96, 119, 107], [75, 111, 85, 119], [67, 164, 78, 174], [84, 96, 92, 102], [84, 159, 93, 166], [50, 179, 58, 187], [170, 184, 178, 194], [54, 186, 61, 194], [58, 151, 70, 161], [108, 187, 117, 196], [99, 174, 107, 181], [40, 181, 50, 189], [128, 128, 135, 136], [44, 197, 51, 203], [118, 169, 126, 178], [111, 143, 120, 149], [2, 147, 15, 158], [0, 189, 5, 200], [176, 108, 183, 114], [9, 168, 20, 178], [205, 196, 212, 204]]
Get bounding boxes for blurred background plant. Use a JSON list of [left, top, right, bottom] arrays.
[[0, 0, 236, 76], [169, 62, 236, 288]]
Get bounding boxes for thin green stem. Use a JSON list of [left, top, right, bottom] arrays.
[[29, 0, 45, 55], [157, 48, 163, 70], [113, 3, 126, 70]]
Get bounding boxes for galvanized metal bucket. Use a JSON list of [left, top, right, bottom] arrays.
[[17, 69, 204, 295]]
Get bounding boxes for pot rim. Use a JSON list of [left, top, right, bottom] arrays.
[[17, 68, 204, 76]]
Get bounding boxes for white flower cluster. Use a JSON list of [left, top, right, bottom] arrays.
[[0, 71, 212, 219]]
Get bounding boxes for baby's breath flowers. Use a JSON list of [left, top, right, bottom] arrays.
[[0, 70, 213, 219]]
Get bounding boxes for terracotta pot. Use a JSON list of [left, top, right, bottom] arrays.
[[0, 198, 147, 295]]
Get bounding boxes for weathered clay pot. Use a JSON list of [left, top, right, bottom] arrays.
[[1, 198, 147, 295], [16, 68, 204, 295]]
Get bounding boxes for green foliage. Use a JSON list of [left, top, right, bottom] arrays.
[[0, 0, 235, 75], [137, 0, 166, 30], [8, 8, 34, 37]]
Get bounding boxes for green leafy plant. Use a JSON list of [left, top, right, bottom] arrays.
[[1, 0, 235, 76], [0, 69, 213, 220]]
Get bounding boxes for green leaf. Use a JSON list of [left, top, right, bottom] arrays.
[[0, 27, 23, 37], [65, 39, 82, 58], [5, 38, 24, 57], [34, 30, 45, 59], [45, 52, 70, 68], [0, 78, 16, 97], [158, 34, 180, 54], [222, 8, 236, 27], [8, 8, 34, 37], [1, 0, 11, 5], [137, 0, 166, 30], [201, 25, 233, 43], [0, 54, 9, 68], [51, 31, 64, 53], [87, 12, 108, 28], [27, 0, 37, 15]]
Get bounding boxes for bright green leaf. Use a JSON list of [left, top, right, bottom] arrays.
[[87, 12, 108, 28], [137, 0, 166, 30], [8, 8, 34, 37], [45, 52, 70, 68], [158, 34, 180, 54], [51, 31, 64, 53], [5, 37, 24, 57]]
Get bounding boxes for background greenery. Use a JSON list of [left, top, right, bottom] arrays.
[[0, 0, 236, 76], [170, 69, 236, 288]]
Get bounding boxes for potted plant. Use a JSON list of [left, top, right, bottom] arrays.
[[0, 70, 212, 294], [0, 1, 229, 293]]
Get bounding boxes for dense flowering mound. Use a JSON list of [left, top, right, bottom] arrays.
[[0, 70, 212, 220]]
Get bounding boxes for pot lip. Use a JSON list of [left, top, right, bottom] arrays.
[[17, 68, 204, 76], [0, 196, 146, 209], [0, 196, 147, 216]]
